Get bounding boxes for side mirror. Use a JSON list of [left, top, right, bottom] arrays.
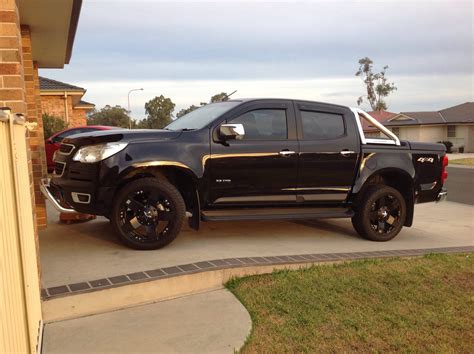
[[219, 123, 245, 141]]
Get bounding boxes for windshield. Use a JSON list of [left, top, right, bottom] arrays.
[[166, 101, 241, 131]]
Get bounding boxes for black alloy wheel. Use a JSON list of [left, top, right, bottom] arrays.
[[369, 193, 402, 234], [352, 185, 407, 242], [111, 177, 185, 250]]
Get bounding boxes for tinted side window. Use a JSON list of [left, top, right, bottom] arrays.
[[231, 109, 287, 140], [301, 111, 345, 140]]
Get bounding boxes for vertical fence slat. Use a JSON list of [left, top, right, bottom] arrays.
[[0, 113, 29, 352], [11, 114, 43, 353]]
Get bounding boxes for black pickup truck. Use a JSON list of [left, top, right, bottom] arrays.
[[41, 99, 448, 250]]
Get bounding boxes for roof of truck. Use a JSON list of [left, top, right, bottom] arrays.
[[227, 98, 349, 109]]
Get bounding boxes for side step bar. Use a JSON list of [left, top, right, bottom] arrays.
[[201, 208, 354, 222]]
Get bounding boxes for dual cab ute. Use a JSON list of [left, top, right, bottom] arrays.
[[41, 99, 448, 250]]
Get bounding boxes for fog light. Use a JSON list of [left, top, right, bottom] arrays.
[[71, 192, 91, 204]]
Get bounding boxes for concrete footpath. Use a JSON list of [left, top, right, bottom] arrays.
[[42, 289, 251, 354], [447, 153, 474, 160]]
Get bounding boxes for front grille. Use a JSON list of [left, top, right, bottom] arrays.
[[54, 161, 66, 177], [59, 143, 75, 155]]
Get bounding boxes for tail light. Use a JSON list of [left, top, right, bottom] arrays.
[[441, 155, 448, 184]]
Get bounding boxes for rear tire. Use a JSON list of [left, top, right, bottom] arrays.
[[352, 185, 406, 242], [111, 177, 185, 250]]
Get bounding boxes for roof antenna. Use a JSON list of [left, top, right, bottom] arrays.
[[224, 90, 237, 100]]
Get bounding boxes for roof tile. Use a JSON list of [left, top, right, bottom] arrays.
[[362, 111, 396, 132], [439, 102, 474, 123], [39, 76, 84, 91]]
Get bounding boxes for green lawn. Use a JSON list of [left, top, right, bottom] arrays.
[[450, 157, 474, 166], [227, 254, 473, 353]]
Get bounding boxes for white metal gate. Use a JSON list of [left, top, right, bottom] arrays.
[[0, 108, 42, 353]]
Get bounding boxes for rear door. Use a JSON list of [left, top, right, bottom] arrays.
[[295, 101, 360, 203], [209, 100, 299, 205]]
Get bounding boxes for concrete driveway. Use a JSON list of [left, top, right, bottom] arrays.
[[39, 201, 473, 289]]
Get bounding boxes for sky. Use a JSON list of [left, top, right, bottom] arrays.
[[40, 0, 473, 120]]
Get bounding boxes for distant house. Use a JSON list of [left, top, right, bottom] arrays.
[[362, 111, 397, 136], [381, 102, 474, 152], [40, 76, 95, 127]]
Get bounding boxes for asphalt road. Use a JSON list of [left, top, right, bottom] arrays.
[[445, 166, 474, 205]]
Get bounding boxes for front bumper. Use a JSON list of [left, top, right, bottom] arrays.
[[436, 190, 447, 203], [41, 176, 116, 216], [40, 178, 76, 213]]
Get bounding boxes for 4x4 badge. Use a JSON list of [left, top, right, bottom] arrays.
[[417, 157, 434, 163]]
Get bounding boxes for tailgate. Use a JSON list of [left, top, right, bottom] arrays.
[[410, 142, 446, 203]]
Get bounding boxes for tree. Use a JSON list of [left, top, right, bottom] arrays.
[[87, 105, 133, 128], [139, 95, 175, 129], [42, 113, 67, 138], [355, 57, 397, 111], [176, 104, 199, 118], [210, 92, 229, 103]]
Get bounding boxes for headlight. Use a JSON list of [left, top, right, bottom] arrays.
[[73, 142, 128, 163]]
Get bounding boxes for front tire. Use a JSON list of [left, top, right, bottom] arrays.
[[352, 185, 406, 242], [111, 177, 185, 250]]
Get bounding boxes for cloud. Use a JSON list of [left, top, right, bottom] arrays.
[[41, 0, 473, 115], [71, 74, 473, 120]]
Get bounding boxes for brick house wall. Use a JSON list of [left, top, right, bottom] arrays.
[[1, 0, 44, 281], [0, 3, 47, 230], [0, 4, 26, 114], [70, 106, 88, 126], [22, 26, 47, 229], [41, 95, 73, 123], [41, 94, 89, 127]]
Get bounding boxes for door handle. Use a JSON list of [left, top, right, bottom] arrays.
[[340, 150, 355, 157], [279, 150, 296, 157]]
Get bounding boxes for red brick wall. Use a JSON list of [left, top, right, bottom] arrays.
[[41, 94, 87, 127], [0, 3, 26, 114], [70, 107, 87, 127], [22, 26, 47, 229], [0, 1, 43, 276], [41, 95, 70, 120]]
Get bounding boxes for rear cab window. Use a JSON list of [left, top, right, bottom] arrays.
[[300, 110, 345, 140]]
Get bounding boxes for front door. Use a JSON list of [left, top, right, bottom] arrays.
[[209, 100, 298, 205], [294, 101, 360, 203]]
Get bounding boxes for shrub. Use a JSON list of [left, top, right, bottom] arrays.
[[438, 140, 453, 153], [42, 113, 67, 139]]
